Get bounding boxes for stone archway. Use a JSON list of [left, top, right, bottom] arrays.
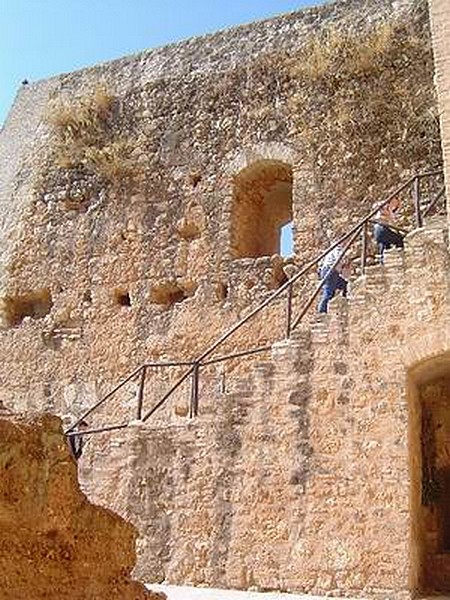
[[408, 351, 450, 594]]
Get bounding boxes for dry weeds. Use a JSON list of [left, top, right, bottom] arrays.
[[286, 15, 441, 213], [46, 85, 133, 187]]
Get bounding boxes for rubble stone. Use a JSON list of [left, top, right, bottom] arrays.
[[0, 413, 159, 600]]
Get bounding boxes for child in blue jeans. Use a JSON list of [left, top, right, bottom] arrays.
[[318, 245, 348, 313]]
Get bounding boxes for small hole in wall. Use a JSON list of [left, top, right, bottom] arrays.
[[2, 288, 53, 327], [188, 172, 202, 188], [114, 290, 131, 307], [150, 282, 197, 308], [82, 290, 92, 305], [216, 281, 229, 301]]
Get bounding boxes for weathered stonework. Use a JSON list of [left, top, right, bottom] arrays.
[[79, 216, 450, 598], [430, 0, 450, 222], [0, 413, 159, 599], [0, 0, 449, 598], [0, 0, 441, 425]]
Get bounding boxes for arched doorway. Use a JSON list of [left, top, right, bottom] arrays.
[[230, 160, 293, 258], [409, 355, 450, 593]]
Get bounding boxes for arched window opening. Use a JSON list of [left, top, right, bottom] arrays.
[[231, 160, 293, 258]]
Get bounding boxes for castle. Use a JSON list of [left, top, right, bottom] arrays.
[[1, 0, 450, 597]]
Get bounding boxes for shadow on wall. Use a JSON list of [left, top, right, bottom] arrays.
[[1, 288, 53, 327], [408, 352, 450, 595]]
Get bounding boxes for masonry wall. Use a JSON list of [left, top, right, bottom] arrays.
[[80, 216, 450, 598], [430, 0, 450, 222], [0, 81, 59, 291], [0, 0, 441, 429], [0, 0, 448, 598]]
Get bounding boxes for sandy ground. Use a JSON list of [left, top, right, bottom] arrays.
[[145, 585, 450, 600], [145, 584, 361, 600]]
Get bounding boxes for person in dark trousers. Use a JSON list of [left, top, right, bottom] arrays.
[[318, 244, 349, 313], [67, 420, 89, 461], [373, 197, 405, 261]]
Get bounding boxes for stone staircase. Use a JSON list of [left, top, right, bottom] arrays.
[[348, 216, 447, 313], [78, 212, 450, 598]]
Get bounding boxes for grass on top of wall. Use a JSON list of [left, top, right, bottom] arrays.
[[287, 15, 441, 207], [46, 85, 134, 186]]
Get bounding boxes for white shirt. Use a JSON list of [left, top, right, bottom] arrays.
[[320, 245, 343, 273]]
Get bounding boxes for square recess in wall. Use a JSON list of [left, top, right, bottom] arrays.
[[114, 289, 131, 307]]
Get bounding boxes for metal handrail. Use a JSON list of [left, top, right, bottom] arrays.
[[201, 345, 273, 366], [66, 169, 445, 436], [67, 422, 129, 437], [422, 185, 446, 219], [142, 365, 194, 421], [66, 365, 143, 433]]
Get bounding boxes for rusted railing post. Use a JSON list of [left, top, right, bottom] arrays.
[[412, 176, 423, 229], [286, 282, 293, 339], [189, 363, 200, 418], [425, 172, 432, 209], [423, 186, 445, 219], [136, 366, 146, 420], [360, 222, 368, 275]]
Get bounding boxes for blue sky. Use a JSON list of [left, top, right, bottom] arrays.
[[0, 0, 323, 126]]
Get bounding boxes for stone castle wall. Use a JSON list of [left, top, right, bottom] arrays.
[[81, 217, 450, 598], [430, 0, 450, 220], [0, 80, 59, 290], [0, 0, 448, 598], [0, 0, 440, 423]]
